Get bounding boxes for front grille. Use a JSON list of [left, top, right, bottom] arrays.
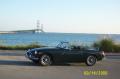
[[26, 51, 39, 60], [27, 51, 37, 59]]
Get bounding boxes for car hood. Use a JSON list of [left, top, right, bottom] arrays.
[[29, 47, 59, 52]]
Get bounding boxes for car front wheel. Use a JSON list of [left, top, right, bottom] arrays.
[[40, 54, 52, 66], [85, 55, 97, 66]]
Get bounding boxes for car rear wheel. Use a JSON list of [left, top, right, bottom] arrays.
[[85, 55, 97, 66], [40, 54, 52, 66]]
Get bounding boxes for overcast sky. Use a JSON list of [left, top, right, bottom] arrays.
[[0, 0, 120, 34]]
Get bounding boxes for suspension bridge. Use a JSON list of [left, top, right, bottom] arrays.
[[0, 20, 45, 34]]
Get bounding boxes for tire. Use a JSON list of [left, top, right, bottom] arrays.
[[85, 55, 97, 66], [40, 54, 52, 66]]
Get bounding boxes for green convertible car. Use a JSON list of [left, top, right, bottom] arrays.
[[25, 42, 105, 66]]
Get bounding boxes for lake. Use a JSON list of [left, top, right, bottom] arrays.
[[0, 33, 120, 46]]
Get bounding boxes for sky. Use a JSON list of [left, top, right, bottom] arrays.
[[0, 0, 120, 34]]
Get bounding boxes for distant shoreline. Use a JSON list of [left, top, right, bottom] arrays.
[[0, 31, 15, 34], [0, 31, 120, 35]]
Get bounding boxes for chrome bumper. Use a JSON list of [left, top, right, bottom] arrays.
[[25, 52, 39, 60]]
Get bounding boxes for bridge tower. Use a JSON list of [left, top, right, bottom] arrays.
[[40, 24, 44, 32], [36, 20, 40, 33], [36, 20, 44, 33]]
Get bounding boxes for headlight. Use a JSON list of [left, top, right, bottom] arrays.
[[34, 51, 38, 54], [102, 51, 105, 56]]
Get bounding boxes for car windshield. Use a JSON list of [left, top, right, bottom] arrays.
[[57, 42, 70, 49], [56, 42, 97, 50]]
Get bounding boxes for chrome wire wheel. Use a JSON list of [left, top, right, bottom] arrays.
[[40, 54, 52, 66], [86, 55, 96, 66]]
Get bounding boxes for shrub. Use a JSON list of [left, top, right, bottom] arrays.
[[113, 45, 120, 52], [93, 39, 120, 52]]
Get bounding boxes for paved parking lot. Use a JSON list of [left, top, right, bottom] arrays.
[[0, 50, 120, 79]]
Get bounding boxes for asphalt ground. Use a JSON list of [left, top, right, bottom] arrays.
[[0, 50, 120, 79]]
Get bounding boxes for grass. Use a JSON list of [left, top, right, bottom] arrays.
[[0, 43, 45, 50]]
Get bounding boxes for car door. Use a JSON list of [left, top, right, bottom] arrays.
[[63, 48, 83, 62]]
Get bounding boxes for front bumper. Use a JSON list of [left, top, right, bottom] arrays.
[[25, 51, 39, 60], [97, 51, 105, 61]]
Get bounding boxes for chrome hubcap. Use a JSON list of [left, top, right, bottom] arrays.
[[41, 55, 51, 65], [87, 56, 96, 65]]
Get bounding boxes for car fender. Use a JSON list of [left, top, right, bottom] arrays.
[[37, 52, 54, 62], [82, 52, 97, 61]]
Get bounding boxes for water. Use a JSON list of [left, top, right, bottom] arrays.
[[0, 33, 120, 46]]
